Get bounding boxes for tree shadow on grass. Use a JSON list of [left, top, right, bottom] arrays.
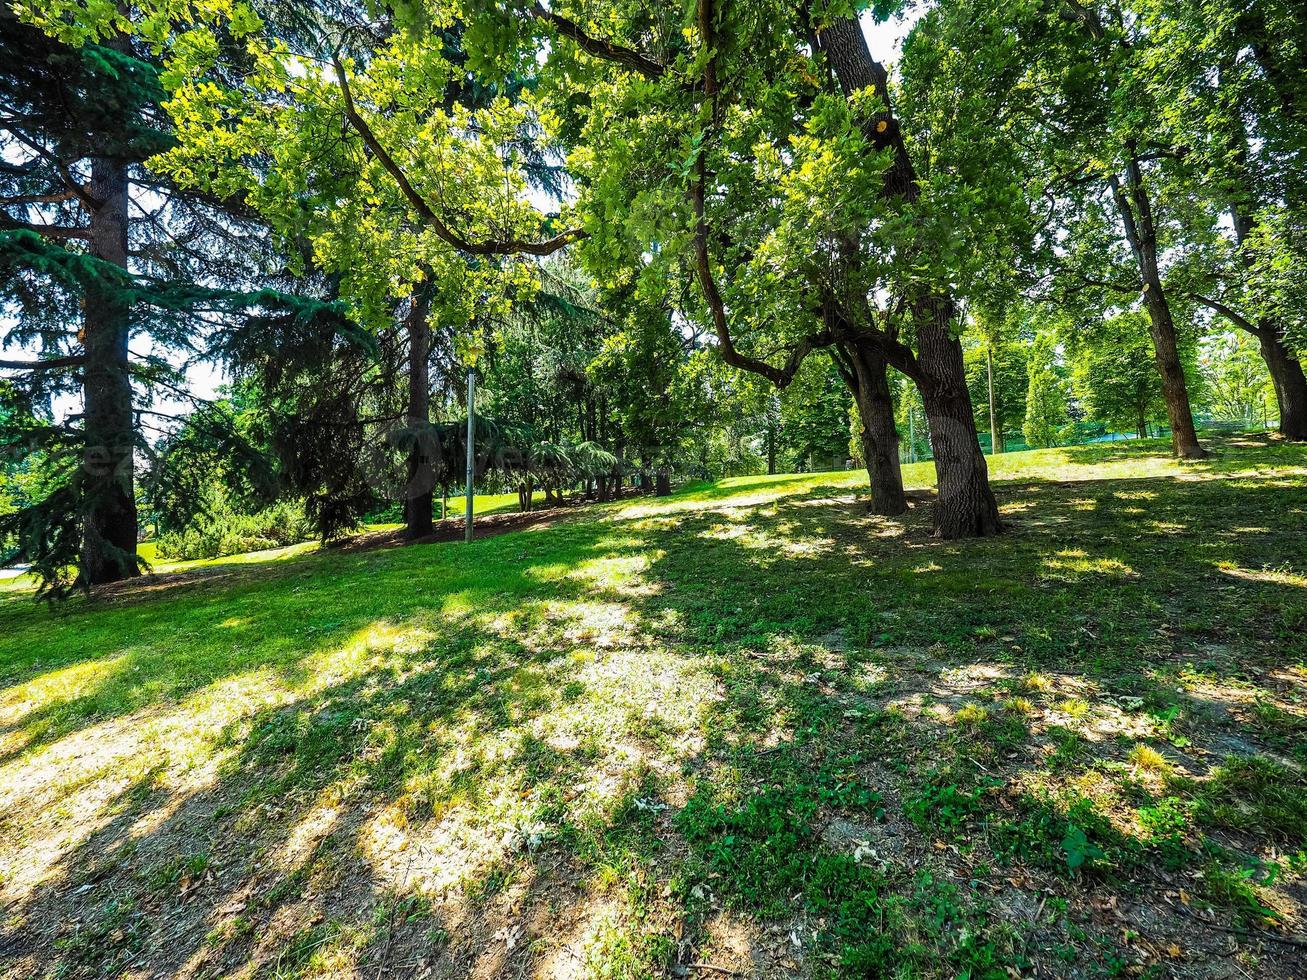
[[1, 454, 1305, 977], [619, 466, 1307, 975], [0, 516, 649, 769], [0, 578, 690, 977]]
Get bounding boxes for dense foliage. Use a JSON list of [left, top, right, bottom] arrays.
[[2, 0, 1304, 591]]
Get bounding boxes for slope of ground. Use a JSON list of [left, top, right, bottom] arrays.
[[0, 434, 1304, 978]]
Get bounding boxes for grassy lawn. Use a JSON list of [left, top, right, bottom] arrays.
[[0, 433, 1304, 978], [3, 491, 534, 593]]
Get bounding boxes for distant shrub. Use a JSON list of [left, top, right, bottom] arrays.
[[154, 499, 313, 560]]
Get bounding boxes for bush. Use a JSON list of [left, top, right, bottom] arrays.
[[154, 499, 313, 561]]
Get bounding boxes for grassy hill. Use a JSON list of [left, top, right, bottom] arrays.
[[1, 434, 1304, 978]]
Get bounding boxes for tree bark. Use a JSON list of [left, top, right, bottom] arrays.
[[916, 299, 1003, 537], [1141, 285, 1206, 458], [1107, 161, 1206, 459], [1258, 328, 1307, 440], [835, 342, 906, 515], [818, 16, 1000, 535], [403, 292, 434, 539], [81, 155, 139, 585]]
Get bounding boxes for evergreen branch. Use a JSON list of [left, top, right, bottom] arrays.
[[0, 355, 84, 371], [4, 129, 97, 209], [0, 190, 78, 206], [331, 55, 586, 258], [0, 216, 90, 240]]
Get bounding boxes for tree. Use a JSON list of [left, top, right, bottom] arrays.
[[1023, 332, 1070, 449], [989, 0, 1208, 458], [1132, 0, 1307, 439], [1069, 312, 1169, 438], [0, 9, 317, 593], [494, 1, 1020, 533], [1200, 332, 1275, 428]]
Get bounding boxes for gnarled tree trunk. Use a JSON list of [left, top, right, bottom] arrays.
[[818, 16, 1000, 536], [81, 156, 139, 585]]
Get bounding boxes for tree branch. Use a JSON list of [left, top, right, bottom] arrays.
[[0, 217, 91, 241], [1072, 273, 1138, 295], [686, 0, 830, 389], [1189, 292, 1257, 334], [527, 2, 669, 79], [0, 190, 78, 206], [5, 130, 98, 210], [331, 54, 586, 258], [0, 355, 85, 371]]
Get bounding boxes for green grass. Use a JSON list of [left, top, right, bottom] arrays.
[[2, 490, 531, 591], [1, 433, 1305, 978]]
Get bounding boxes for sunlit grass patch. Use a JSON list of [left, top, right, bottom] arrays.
[[0, 434, 1305, 977]]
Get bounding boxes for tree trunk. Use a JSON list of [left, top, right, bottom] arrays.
[[1141, 285, 1205, 458], [1258, 327, 1307, 440], [403, 293, 433, 539], [1106, 163, 1206, 459], [81, 155, 139, 586], [655, 469, 671, 496], [1221, 154, 1307, 442], [766, 425, 776, 475], [916, 299, 1002, 538], [819, 16, 999, 536], [842, 343, 906, 515]]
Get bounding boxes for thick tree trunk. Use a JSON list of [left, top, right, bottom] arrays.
[[842, 343, 906, 515], [403, 293, 433, 539], [819, 16, 999, 536], [81, 156, 139, 585], [916, 301, 1002, 538], [1258, 327, 1307, 440], [654, 469, 671, 496]]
